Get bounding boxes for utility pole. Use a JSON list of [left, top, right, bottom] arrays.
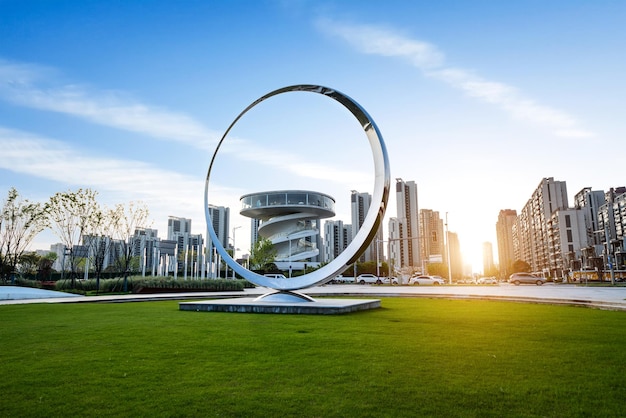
[[231, 226, 241, 279], [445, 212, 452, 285], [604, 226, 615, 285]]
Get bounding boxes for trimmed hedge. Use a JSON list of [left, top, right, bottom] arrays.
[[53, 276, 251, 293]]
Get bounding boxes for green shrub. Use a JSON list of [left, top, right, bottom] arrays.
[[53, 276, 247, 293], [130, 276, 246, 292], [14, 277, 42, 288]]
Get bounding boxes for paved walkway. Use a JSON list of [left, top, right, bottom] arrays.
[[2, 283, 626, 311]]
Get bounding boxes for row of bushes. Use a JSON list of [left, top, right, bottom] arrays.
[[52, 276, 252, 293]]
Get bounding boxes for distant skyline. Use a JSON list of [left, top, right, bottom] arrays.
[[1, 1, 624, 272]]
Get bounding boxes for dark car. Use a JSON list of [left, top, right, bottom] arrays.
[[508, 273, 547, 286]]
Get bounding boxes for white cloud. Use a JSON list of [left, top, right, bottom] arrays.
[[0, 57, 373, 188], [316, 19, 444, 68], [317, 20, 594, 139], [0, 127, 223, 231], [428, 68, 594, 138], [225, 138, 369, 187], [0, 59, 220, 149]]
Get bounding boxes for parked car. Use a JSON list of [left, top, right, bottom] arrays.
[[408, 275, 445, 286], [330, 275, 357, 284], [477, 277, 498, 285], [330, 275, 344, 284], [263, 273, 287, 279], [508, 273, 547, 286], [356, 274, 379, 284], [377, 277, 399, 285]]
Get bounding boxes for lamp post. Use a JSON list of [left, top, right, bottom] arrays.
[[383, 236, 419, 285], [603, 226, 615, 285], [594, 227, 615, 285], [231, 226, 241, 279], [375, 238, 387, 283], [288, 234, 292, 278], [445, 212, 452, 285]]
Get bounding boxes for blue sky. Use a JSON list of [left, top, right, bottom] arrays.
[[1, 0, 624, 272]]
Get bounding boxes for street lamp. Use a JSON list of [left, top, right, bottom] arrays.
[[231, 226, 241, 279], [382, 236, 419, 285], [445, 212, 452, 285], [288, 233, 292, 278], [594, 227, 615, 285]]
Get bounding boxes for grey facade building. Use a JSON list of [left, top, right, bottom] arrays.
[[390, 179, 420, 270], [496, 209, 517, 278], [483, 241, 494, 275], [351, 190, 382, 263], [419, 208, 444, 267], [207, 205, 230, 250], [167, 216, 204, 276], [167, 216, 191, 243], [597, 187, 626, 273], [132, 228, 159, 275], [547, 208, 588, 277], [514, 177, 569, 273], [323, 220, 352, 263], [500, 179, 626, 281]]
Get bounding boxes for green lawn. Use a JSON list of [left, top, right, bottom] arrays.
[[1, 297, 625, 417]]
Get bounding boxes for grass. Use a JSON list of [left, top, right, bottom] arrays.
[[1, 297, 625, 417]]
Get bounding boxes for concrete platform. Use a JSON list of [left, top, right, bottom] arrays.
[[179, 297, 381, 314]]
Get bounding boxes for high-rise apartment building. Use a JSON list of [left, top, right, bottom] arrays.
[[515, 177, 569, 273], [389, 179, 420, 271], [388, 217, 402, 273], [574, 188, 605, 247], [167, 216, 191, 241], [598, 187, 626, 271], [323, 220, 352, 263], [207, 205, 230, 249], [351, 190, 382, 263], [131, 227, 159, 275], [206, 205, 230, 279], [496, 209, 517, 278], [482, 241, 494, 274], [447, 231, 462, 281], [547, 208, 588, 277], [419, 209, 444, 267], [167, 216, 204, 276]]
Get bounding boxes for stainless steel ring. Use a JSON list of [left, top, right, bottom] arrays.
[[205, 85, 390, 291]]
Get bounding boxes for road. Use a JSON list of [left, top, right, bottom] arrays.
[[2, 282, 626, 311]]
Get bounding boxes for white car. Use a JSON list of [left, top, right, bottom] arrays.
[[263, 273, 287, 279], [330, 275, 355, 284], [477, 277, 498, 285], [408, 275, 445, 286], [356, 274, 379, 284], [377, 277, 399, 285]]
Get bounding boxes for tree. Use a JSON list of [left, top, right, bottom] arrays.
[[110, 201, 150, 291], [16, 251, 40, 276], [426, 262, 447, 277], [249, 237, 277, 272], [83, 206, 117, 291], [0, 188, 48, 281], [45, 188, 100, 286], [512, 260, 531, 274], [38, 252, 56, 281]]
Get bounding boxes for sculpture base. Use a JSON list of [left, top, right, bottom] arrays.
[[253, 290, 317, 303], [179, 294, 380, 315]]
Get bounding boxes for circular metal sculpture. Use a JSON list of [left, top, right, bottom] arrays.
[[205, 85, 390, 300]]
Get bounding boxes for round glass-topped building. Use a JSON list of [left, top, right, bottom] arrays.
[[240, 190, 335, 272]]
